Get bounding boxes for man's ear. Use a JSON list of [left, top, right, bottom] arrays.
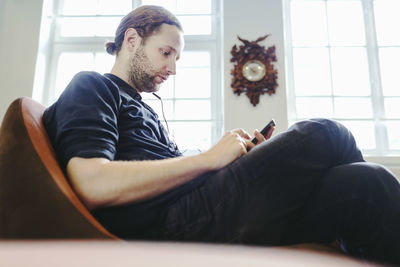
[[124, 28, 140, 52]]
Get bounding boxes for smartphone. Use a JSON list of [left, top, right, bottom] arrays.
[[251, 119, 276, 145]]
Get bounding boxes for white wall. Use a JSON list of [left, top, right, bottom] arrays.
[[223, 0, 288, 136], [0, 0, 43, 121]]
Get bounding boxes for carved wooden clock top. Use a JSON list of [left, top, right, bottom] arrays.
[[230, 35, 278, 106]]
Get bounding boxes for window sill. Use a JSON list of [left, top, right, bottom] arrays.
[[364, 155, 400, 167], [364, 155, 400, 180]]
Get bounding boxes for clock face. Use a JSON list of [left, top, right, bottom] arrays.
[[242, 60, 267, 82]]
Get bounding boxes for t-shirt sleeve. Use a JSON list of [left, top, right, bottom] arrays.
[[43, 72, 121, 169]]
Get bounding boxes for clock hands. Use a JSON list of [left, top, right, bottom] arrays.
[[249, 66, 258, 74]]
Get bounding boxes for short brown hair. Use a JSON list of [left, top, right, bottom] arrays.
[[105, 5, 183, 55]]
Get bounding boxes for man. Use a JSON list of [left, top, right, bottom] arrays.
[[43, 5, 400, 265]]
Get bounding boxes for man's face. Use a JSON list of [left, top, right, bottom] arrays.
[[128, 23, 184, 93]]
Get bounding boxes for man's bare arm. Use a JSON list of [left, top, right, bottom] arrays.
[[67, 155, 211, 210], [67, 129, 262, 210]]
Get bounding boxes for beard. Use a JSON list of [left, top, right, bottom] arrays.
[[128, 44, 161, 93]]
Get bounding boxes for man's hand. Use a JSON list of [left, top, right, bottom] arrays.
[[251, 125, 275, 148], [201, 130, 250, 170], [201, 126, 275, 171]]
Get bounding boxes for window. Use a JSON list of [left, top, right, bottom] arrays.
[[284, 0, 400, 156], [34, 0, 222, 154]]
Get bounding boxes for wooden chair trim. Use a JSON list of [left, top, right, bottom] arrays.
[[20, 97, 118, 239]]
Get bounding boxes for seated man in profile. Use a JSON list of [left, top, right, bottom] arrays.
[[43, 5, 400, 265]]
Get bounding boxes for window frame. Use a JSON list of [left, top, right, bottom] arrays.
[[283, 0, 400, 157], [34, 0, 223, 152]]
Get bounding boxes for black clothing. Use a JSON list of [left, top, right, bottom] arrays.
[[43, 71, 197, 237], [43, 71, 181, 171]]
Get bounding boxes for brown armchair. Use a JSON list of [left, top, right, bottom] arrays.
[[0, 97, 116, 239]]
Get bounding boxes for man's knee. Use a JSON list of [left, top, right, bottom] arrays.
[[343, 162, 397, 186], [288, 119, 362, 162], [358, 163, 400, 201], [289, 118, 349, 138], [325, 162, 399, 201]]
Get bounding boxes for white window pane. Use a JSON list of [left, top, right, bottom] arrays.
[[178, 51, 210, 68], [175, 100, 211, 120], [374, 0, 400, 46], [60, 17, 120, 37], [327, 1, 365, 46], [94, 53, 114, 74], [293, 48, 331, 96], [62, 0, 97, 15], [178, 16, 211, 35], [141, 0, 212, 15], [33, 54, 46, 102], [334, 97, 372, 119], [290, 0, 328, 46], [176, 51, 211, 99], [143, 99, 174, 120], [176, 0, 211, 14], [170, 122, 212, 151], [60, 18, 95, 37], [330, 48, 370, 96], [55, 53, 94, 99], [296, 97, 333, 118], [384, 98, 400, 119], [379, 48, 400, 96], [98, 0, 132, 15], [140, 0, 177, 13], [175, 68, 211, 98], [95, 17, 122, 36], [339, 120, 376, 150], [157, 77, 175, 99], [386, 121, 400, 150]]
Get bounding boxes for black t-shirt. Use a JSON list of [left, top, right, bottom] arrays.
[[43, 71, 181, 170], [43, 71, 210, 239]]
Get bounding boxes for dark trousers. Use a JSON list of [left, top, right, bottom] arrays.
[[161, 119, 400, 265]]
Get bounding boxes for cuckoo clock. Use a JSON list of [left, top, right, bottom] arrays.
[[230, 35, 278, 106]]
